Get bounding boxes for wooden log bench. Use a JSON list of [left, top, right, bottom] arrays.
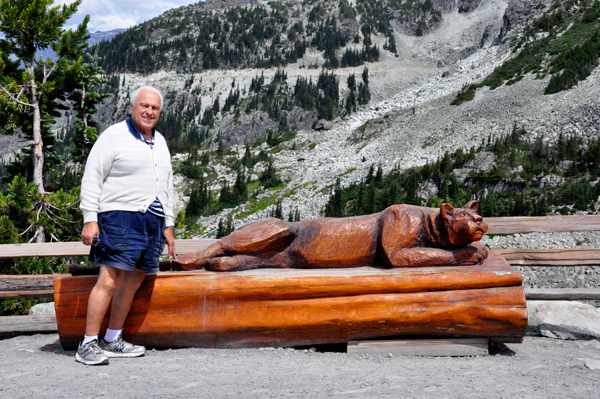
[[52, 252, 527, 350]]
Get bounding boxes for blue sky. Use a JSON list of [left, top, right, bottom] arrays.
[[56, 0, 199, 32]]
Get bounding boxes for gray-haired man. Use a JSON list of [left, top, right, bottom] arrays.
[[77, 86, 176, 365]]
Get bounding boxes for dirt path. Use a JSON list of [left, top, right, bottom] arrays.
[[1, 334, 599, 398]]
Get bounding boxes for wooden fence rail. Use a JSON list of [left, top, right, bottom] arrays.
[[0, 239, 216, 259], [485, 215, 600, 234]]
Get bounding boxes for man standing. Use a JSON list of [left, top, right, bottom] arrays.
[[77, 86, 176, 365]]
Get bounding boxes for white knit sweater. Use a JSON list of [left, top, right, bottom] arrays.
[[80, 120, 174, 227]]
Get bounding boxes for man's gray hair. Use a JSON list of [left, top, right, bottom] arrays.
[[130, 86, 164, 108]]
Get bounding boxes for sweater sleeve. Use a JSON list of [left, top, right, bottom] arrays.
[[80, 135, 114, 224], [165, 164, 175, 228]]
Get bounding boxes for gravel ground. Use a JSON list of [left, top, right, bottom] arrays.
[[1, 334, 599, 399]]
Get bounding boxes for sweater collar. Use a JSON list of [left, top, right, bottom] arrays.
[[126, 117, 155, 144]]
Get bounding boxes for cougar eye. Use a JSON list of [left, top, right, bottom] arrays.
[[458, 211, 466, 217]]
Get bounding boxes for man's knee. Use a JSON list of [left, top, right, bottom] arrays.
[[95, 265, 125, 294], [120, 268, 146, 289]]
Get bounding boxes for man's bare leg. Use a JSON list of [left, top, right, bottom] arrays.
[[77, 265, 125, 365], [85, 265, 124, 336], [107, 268, 146, 330]]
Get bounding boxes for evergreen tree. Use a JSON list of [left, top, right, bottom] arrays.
[[269, 201, 283, 219], [325, 178, 343, 217], [233, 167, 247, 202], [186, 181, 207, 219], [67, 57, 108, 174], [358, 68, 371, 105], [0, 0, 89, 194], [216, 216, 235, 238], [287, 207, 301, 222], [259, 160, 282, 188], [0, 0, 92, 245]]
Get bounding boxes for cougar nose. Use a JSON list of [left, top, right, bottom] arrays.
[[478, 220, 488, 233]]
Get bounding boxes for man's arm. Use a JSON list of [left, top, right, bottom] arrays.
[[164, 227, 176, 258], [80, 135, 112, 244], [81, 222, 99, 246], [80, 135, 113, 224]]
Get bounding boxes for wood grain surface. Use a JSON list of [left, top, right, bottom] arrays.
[[495, 248, 600, 266], [0, 274, 60, 299], [525, 288, 600, 300], [54, 253, 527, 350], [486, 215, 600, 234], [0, 239, 217, 258], [0, 315, 58, 333]]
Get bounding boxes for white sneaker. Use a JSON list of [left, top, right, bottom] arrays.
[[75, 340, 109, 365], [99, 333, 146, 358]]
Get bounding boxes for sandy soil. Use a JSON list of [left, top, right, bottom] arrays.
[[1, 333, 599, 399]]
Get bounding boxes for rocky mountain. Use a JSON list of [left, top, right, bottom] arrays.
[[88, 29, 127, 46], [27, 29, 127, 61]]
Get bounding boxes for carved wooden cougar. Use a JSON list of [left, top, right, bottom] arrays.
[[173, 200, 489, 272]]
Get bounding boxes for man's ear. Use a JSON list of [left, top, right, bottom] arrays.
[[464, 200, 479, 211], [440, 203, 454, 222]]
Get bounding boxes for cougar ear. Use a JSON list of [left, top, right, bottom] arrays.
[[464, 200, 479, 211], [440, 203, 454, 222]]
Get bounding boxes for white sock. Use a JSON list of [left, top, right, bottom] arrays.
[[82, 335, 98, 346], [104, 328, 122, 343]]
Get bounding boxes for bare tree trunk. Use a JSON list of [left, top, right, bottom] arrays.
[[29, 73, 45, 195], [33, 225, 46, 243], [28, 69, 46, 243], [32, 98, 44, 194]]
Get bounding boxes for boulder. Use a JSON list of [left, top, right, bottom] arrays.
[[313, 119, 333, 131], [28, 302, 56, 315], [539, 174, 566, 188], [585, 359, 600, 370], [527, 301, 600, 340]]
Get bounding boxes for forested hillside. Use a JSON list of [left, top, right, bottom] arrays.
[[90, 0, 483, 74], [453, 0, 600, 104], [325, 126, 600, 218]]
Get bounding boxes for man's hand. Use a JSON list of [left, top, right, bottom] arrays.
[[164, 227, 176, 258], [81, 222, 99, 246]]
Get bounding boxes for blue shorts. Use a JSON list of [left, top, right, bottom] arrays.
[[89, 211, 166, 275]]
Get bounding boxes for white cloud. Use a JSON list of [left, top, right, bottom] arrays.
[[92, 15, 137, 32], [55, 0, 199, 32]]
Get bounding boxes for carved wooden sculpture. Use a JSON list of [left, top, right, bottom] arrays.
[[54, 201, 529, 350], [173, 200, 488, 271]]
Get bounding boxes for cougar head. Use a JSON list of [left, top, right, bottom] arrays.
[[440, 200, 488, 246]]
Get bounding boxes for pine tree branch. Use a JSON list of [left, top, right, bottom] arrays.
[[46, 207, 78, 224], [41, 58, 60, 86], [0, 83, 33, 108], [18, 223, 35, 237], [45, 198, 80, 211]]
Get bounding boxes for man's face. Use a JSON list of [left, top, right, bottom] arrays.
[[130, 90, 161, 134]]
